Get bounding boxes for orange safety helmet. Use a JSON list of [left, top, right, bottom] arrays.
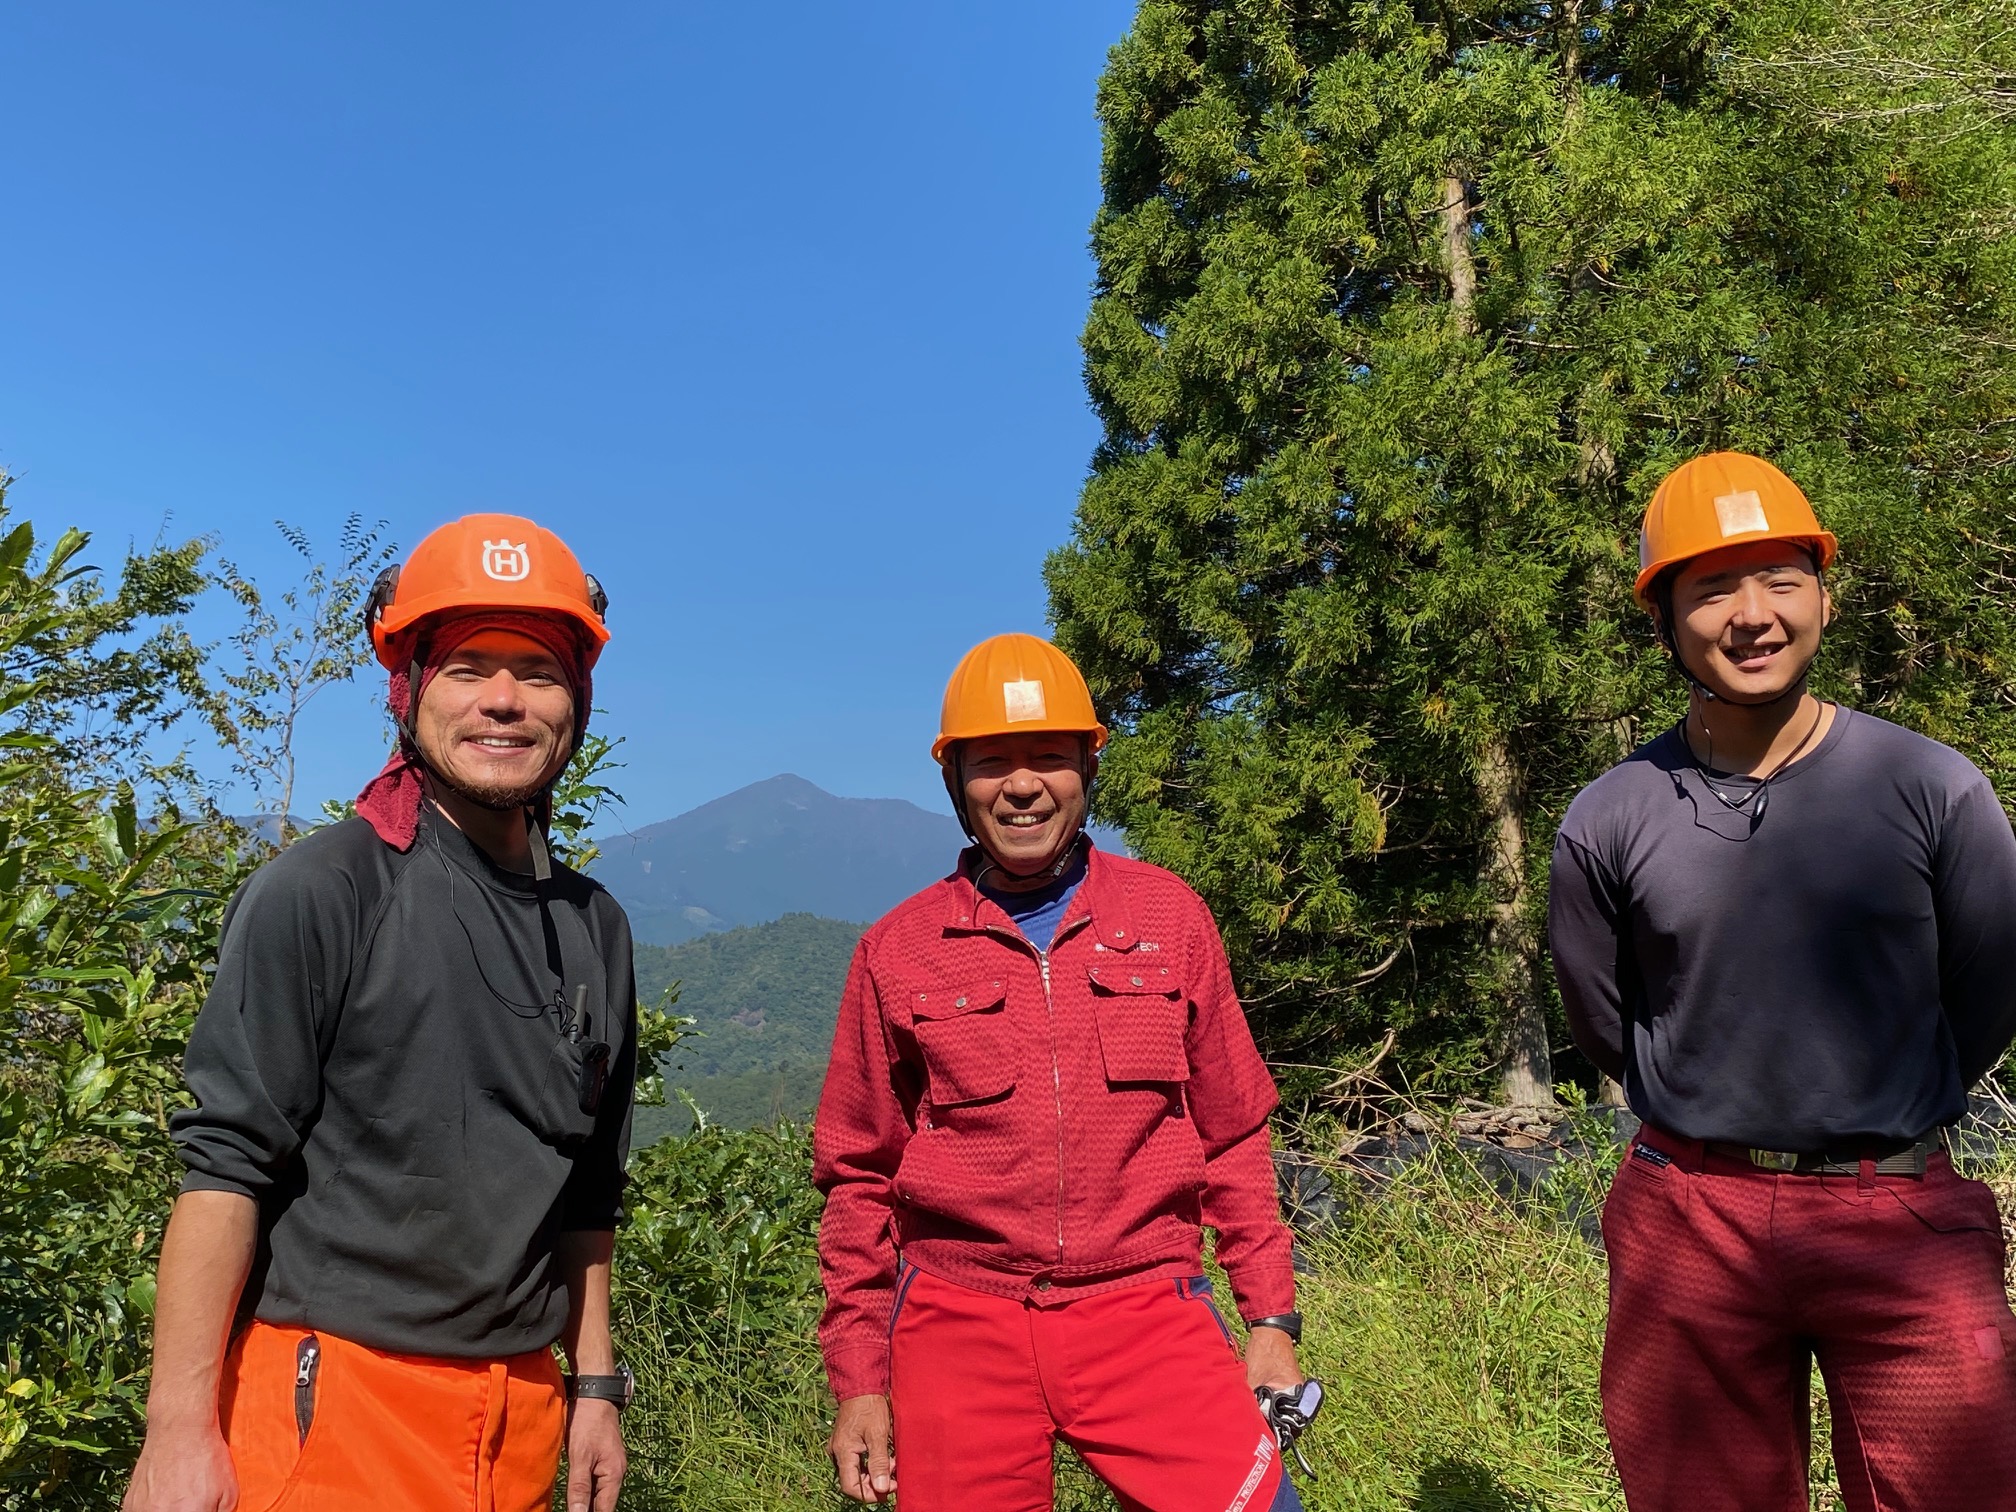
[[933, 633, 1109, 764], [1634, 452, 1837, 606], [366, 514, 611, 671]]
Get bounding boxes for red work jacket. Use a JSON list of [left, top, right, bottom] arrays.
[[813, 841, 1296, 1399]]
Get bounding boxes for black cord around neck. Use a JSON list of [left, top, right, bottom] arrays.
[[1688, 695, 1827, 821]]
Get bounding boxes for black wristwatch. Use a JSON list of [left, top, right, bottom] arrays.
[[1244, 1312, 1303, 1344], [564, 1363, 635, 1411]]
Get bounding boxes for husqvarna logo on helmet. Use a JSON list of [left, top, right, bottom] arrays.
[[481, 539, 530, 582]]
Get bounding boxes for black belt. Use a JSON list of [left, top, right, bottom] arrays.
[[1703, 1131, 1945, 1178]]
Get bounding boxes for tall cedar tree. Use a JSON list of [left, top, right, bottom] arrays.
[[1047, 2, 2016, 1103]]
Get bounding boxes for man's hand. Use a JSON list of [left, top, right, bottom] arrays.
[[122, 1418, 237, 1512], [565, 1398, 627, 1512], [1244, 1325, 1303, 1391], [829, 1393, 896, 1503]]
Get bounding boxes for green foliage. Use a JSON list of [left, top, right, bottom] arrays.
[[630, 914, 861, 1139], [548, 728, 627, 874], [0, 491, 243, 1507], [210, 516, 398, 839], [609, 1122, 831, 1509], [0, 478, 212, 783], [1049, 1, 2016, 1094]]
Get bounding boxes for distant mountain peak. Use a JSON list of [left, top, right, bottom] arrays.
[[593, 774, 1125, 946], [592, 776, 964, 945]]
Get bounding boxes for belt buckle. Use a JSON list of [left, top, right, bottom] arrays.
[[1750, 1148, 1800, 1172]]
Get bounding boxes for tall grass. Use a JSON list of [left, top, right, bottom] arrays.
[[596, 1124, 2015, 1512]]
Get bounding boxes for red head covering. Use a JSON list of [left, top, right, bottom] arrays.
[[354, 610, 595, 850]]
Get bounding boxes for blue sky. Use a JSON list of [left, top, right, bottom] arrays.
[[1, 1, 1137, 825]]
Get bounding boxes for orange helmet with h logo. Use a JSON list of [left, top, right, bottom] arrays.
[[365, 514, 610, 670]]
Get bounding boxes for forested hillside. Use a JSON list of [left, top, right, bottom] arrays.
[[632, 913, 863, 1139]]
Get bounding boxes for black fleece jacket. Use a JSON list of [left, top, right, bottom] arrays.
[[173, 810, 637, 1358], [1549, 709, 2016, 1151]]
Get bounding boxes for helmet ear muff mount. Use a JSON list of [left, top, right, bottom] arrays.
[[364, 564, 401, 640]]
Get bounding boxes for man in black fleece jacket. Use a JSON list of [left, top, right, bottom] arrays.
[[125, 516, 637, 1512], [1549, 453, 2016, 1511]]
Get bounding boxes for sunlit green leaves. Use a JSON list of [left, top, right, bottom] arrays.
[[1054, 1, 2016, 1091], [0, 488, 246, 1507]]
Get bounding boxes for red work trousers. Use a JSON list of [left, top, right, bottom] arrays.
[[218, 1320, 565, 1512], [1602, 1127, 2016, 1511], [889, 1265, 1298, 1512]]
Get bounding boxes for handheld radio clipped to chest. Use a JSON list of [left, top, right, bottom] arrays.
[[557, 983, 611, 1117]]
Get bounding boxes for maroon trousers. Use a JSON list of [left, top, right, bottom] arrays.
[[1602, 1126, 2016, 1511]]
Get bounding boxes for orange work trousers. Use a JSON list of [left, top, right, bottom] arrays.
[[219, 1320, 565, 1512]]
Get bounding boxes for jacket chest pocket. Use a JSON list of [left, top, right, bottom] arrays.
[[912, 979, 1017, 1107], [1087, 962, 1189, 1084]]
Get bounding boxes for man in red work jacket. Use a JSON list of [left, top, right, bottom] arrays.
[[815, 633, 1306, 1512]]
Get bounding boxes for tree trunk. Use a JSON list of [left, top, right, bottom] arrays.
[[1479, 736, 1554, 1106], [1440, 175, 1477, 337], [1441, 171, 1554, 1106]]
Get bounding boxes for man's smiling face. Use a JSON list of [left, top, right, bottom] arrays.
[[1663, 540, 1831, 703], [958, 730, 1092, 878], [413, 627, 576, 810]]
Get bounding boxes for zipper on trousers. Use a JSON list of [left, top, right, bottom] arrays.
[[294, 1334, 321, 1445]]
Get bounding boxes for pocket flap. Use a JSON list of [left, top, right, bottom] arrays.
[[913, 978, 1008, 1021], [1089, 966, 1189, 1084], [1088, 962, 1180, 996]]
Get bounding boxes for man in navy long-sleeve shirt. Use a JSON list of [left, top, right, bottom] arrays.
[[1548, 452, 2016, 1511]]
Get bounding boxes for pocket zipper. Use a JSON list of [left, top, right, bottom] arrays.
[[294, 1334, 321, 1445]]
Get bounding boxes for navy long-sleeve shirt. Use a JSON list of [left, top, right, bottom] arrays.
[[172, 810, 638, 1358], [1548, 708, 2016, 1150]]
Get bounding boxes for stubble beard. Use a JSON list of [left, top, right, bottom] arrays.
[[420, 733, 570, 812], [431, 766, 554, 812]]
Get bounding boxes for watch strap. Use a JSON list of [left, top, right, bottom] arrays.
[[565, 1367, 634, 1409], [1244, 1311, 1303, 1344]]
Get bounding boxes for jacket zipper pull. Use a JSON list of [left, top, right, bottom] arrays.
[[294, 1335, 321, 1445]]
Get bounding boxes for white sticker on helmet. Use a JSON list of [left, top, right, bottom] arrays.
[[1002, 680, 1047, 723], [1713, 490, 1769, 538]]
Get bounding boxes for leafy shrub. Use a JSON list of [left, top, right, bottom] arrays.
[[0, 508, 241, 1508]]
